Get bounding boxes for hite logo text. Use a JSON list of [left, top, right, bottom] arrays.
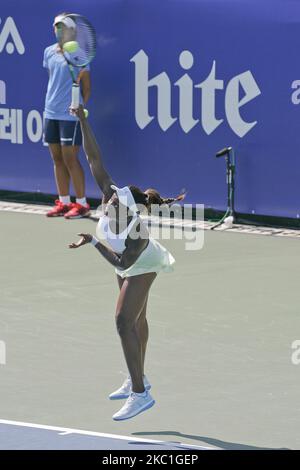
[[0, 17, 25, 54], [131, 50, 261, 138]]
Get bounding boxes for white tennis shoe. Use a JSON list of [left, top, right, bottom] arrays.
[[112, 390, 155, 421], [109, 375, 151, 400]]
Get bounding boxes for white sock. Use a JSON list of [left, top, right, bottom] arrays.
[[59, 195, 71, 204], [76, 197, 87, 207], [134, 390, 147, 397]]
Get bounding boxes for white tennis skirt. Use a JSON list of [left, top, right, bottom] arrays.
[[115, 237, 175, 278]]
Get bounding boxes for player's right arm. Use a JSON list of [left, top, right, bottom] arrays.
[[43, 47, 51, 73], [80, 71, 91, 104], [73, 106, 114, 201]]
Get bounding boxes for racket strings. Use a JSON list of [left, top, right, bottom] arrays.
[[61, 15, 96, 67]]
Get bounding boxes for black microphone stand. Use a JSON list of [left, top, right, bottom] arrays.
[[211, 147, 236, 230]]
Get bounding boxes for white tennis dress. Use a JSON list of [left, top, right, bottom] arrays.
[[96, 214, 175, 278]]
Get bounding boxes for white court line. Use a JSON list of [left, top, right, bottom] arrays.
[[1, 200, 300, 238], [0, 419, 213, 450]]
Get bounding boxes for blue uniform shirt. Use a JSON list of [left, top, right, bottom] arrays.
[[43, 44, 90, 121]]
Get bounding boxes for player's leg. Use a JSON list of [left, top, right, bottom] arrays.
[[60, 120, 90, 218], [112, 272, 157, 420], [61, 144, 85, 198], [135, 294, 149, 376], [118, 277, 150, 377], [44, 119, 71, 217], [115, 272, 157, 394], [109, 277, 150, 400], [117, 276, 149, 377], [49, 144, 70, 197]]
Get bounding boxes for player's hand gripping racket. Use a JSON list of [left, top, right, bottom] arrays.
[[55, 14, 96, 116]]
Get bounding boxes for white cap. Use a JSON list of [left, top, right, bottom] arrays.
[[53, 15, 76, 29], [111, 185, 139, 214]]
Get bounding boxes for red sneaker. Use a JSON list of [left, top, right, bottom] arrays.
[[64, 202, 91, 219], [46, 200, 71, 217]]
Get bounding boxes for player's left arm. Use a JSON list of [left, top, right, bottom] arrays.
[[80, 70, 91, 104], [92, 236, 148, 270], [69, 223, 149, 270]]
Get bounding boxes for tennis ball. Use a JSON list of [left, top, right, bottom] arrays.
[[84, 109, 89, 118], [63, 41, 79, 53]]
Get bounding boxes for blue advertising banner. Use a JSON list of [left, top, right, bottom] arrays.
[[0, 0, 300, 217]]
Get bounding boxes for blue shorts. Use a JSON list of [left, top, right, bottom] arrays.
[[44, 119, 82, 146]]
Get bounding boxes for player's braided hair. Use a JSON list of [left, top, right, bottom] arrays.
[[129, 185, 186, 213]]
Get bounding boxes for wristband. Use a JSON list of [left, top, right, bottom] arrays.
[[91, 236, 99, 246]]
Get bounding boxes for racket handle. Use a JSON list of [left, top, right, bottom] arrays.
[[71, 83, 80, 109]]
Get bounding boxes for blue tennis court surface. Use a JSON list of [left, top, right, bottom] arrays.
[[0, 420, 212, 450]]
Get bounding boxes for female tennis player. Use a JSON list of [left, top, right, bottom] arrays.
[[43, 13, 91, 219], [69, 106, 184, 421]]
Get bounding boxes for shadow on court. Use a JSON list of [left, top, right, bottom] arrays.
[[132, 431, 290, 450]]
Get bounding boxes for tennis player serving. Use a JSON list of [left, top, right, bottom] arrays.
[[69, 106, 185, 421]]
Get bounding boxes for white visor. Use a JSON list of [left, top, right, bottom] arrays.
[[111, 185, 139, 215], [53, 15, 76, 29]]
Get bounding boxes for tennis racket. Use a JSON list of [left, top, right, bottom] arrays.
[[55, 14, 96, 113]]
